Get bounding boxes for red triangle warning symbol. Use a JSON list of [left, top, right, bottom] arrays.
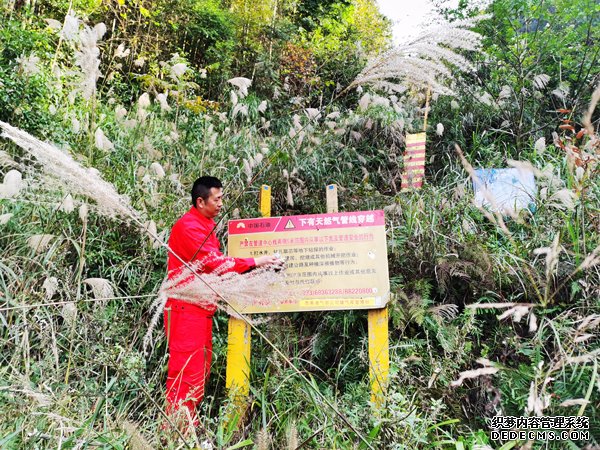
[[284, 219, 295, 229]]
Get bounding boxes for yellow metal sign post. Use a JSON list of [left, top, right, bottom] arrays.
[[368, 306, 389, 407], [225, 185, 271, 415]]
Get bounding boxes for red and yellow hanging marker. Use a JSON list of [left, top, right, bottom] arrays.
[[401, 132, 426, 190], [401, 86, 430, 191]]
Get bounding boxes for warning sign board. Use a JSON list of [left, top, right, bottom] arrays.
[[227, 210, 390, 313]]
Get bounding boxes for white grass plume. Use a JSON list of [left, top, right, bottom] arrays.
[[286, 422, 298, 450], [74, 22, 106, 100], [161, 257, 291, 314], [0, 149, 18, 168], [42, 277, 59, 299], [227, 77, 252, 97], [0, 213, 13, 225], [16, 54, 41, 76], [156, 92, 171, 111], [143, 254, 293, 352], [83, 277, 114, 299], [0, 121, 139, 221], [94, 127, 114, 151], [429, 303, 458, 320], [533, 74, 550, 90], [534, 137, 546, 153], [113, 43, 130, 59], [346, 15, 488, 96], [559, 399, 589, 407], [61, 11, 80, 41], [122, 421, 153, 450], [577, 314, 600, 332], [0, 169, 24, 199], [27, 234, 55, 252], [58, 193, 75, 213], [149, 162, 165, 179], [533, 234, 561, 282], [497, 305, 530, 323], [170, 62, 187, 81], [583, 82, 600, 135], [579, 245, 600, 270]]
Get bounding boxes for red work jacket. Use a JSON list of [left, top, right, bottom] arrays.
[[167, 207, 255, 310]]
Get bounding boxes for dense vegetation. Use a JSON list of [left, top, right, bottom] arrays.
[[0, 0, 598, 448]]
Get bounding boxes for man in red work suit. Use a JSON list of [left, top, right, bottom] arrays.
[[164, 176, 279, 422]]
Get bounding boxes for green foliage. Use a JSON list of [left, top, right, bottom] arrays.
[[0, 19, 56, 133], [430, 0, 600, 162], [176, 0, 236, 88]]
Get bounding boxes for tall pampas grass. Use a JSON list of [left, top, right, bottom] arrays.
[[74, 21, 106, 100], [345, 15, 488, 96], [0, 121, 139, 221]]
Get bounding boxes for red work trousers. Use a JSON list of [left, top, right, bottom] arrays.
[[164, 299, 213, 417]]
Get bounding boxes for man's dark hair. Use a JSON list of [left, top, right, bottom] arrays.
[[191, 176, 223, 206]]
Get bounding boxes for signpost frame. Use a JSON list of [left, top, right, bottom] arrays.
[[225, 184, 390, 416]]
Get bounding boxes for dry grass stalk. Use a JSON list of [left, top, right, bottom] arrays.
[[579, 245, 600, 270], [465, 302, 534, 310], [582, 82, 600, 135], [122, 421, 153, 450], [559, 399, 589, 407], [15, 386, 53, 407], [533, 233, 562, 302], [497, 305, 530, 322], [574, 333, 594, 343], [0, 122, 139, 221], [451, 366, 498, 387], [577, 314, 600, 332], [143, 255, 293, 352], [526, 380, 550, 416], [566, 348, 600, 365], [61, 302, 77, 325]]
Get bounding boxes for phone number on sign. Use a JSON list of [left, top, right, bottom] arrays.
[[303, 287, 376, 296]]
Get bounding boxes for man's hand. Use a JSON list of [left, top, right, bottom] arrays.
[[254, 254, 284, 268]]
